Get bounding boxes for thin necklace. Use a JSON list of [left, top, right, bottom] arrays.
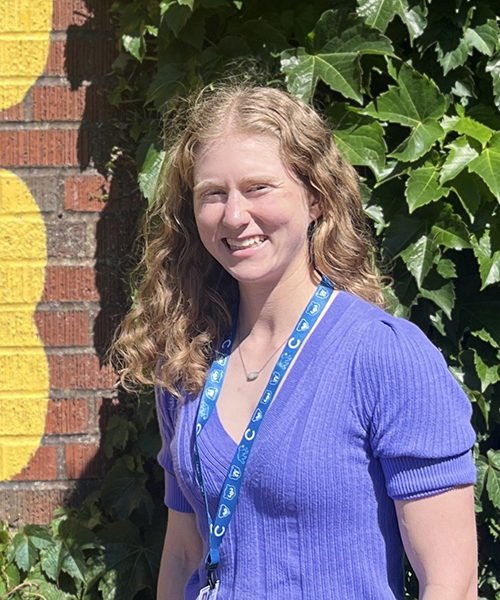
[[236, 329, 289, 382]]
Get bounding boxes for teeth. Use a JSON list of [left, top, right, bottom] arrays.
[[226, 236, 267, 250]]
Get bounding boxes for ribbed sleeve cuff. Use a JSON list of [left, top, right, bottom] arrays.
[[381, 451, 477, 501], [165, 471, 194, 513]]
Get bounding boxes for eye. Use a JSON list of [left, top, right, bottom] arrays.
[[247, 184, 269, 194], [201, 189, 226, 201]]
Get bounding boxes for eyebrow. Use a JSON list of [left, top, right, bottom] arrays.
[[193, 176, 283, 194]]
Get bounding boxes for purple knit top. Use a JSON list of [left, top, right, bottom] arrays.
[[156, 291, 476, 600]]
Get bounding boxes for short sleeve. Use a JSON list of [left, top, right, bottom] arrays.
[[155, 384, 194, 513], [355, 316, 477, 501]]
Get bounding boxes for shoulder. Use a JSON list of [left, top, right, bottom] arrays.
[[328, 291, 436, 360]]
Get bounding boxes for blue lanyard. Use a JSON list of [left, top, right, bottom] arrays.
[[193, 277, 333, 587]]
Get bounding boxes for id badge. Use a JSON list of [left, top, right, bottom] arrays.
[[196, 580, 220, 600]]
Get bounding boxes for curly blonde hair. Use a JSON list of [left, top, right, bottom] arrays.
[[112, 84, 384, 398]]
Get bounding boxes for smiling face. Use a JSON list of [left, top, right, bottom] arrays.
[[192, 132, 321, 290]]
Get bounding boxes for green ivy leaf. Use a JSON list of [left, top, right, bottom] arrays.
[[22, 565, 70, 600], [147, 64, 186, 111], [464, 20, 499, 57], [329, 105, 387, 177], [7, 531, 39, 572], [364, 61, 448, 127], [400, 234, 439, 286], [122, 35, 145, 62], [356, 0, 425, 41], [468, 132, 500, 201], [448, 170, 483, 221], [471, 328, 499, 349], [436, 28, 469, 75], [101, 465, 154, 522], [486, 54, 500, 110], [390, 118, 444, 162], [435, 257, 457, 279], [281, 10, 394, 103], [472, 231, 500, 289], [473, 348, 500, 392], [441, 115, 493, 147], [440, 136, 479, 184], [475, 454, 488, 512], [161, 3, 192, 35], [405, 162, 449, 212], [486, 450, 500, 510], [41, 519, 98, 582], [177, 0, 194, 8], [98, 522, 162, 600], [418, 272, 456, 318], [138, 145, 166, 203], [430, 206, 472, 250]]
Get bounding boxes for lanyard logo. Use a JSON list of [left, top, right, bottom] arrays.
[[218, 504, 231, 519], [229, 465, 242, 480], [210, 369, 223, 383], [270, 371, 280, 385], [205, 387, 219, 401], [223, 484, 236, 500], [306, 301, 320, 316], [296, 318, 310, 332]]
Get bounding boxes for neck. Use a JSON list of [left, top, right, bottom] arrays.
[[237, 268, 321, 343]]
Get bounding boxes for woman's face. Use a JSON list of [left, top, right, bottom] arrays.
[[192, 131, 320, 289]]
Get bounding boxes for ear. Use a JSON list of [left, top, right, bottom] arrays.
[[308, 194, 322, 223]]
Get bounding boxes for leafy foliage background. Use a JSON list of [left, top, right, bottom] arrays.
[[2, 0, 500, 598]]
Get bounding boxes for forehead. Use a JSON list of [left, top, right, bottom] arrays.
[[193, 132, 292, 184]]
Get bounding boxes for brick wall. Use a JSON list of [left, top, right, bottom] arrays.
[[0, 0, 142, 524]]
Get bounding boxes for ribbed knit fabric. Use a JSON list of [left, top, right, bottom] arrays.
[[156, 291, 477, 600]]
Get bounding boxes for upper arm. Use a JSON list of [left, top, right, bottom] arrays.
[[164, 509, 204, 565], [395, 486, 477, 599]]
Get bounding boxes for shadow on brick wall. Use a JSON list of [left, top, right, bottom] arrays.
[[63, 0, 147, 524], [64, 0, 144, 363]]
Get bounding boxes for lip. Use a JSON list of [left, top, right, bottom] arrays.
[[223, 235, 268, 251]]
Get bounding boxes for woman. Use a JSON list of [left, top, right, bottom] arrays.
[[114, 85, 477, 600]]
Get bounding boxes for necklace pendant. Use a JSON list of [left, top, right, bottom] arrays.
[[246, 372, 259, 382]]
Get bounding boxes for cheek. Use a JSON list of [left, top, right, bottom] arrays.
[[194, 206, 221, 249]]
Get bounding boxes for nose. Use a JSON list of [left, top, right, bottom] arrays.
[[221, 189, 250, 230]]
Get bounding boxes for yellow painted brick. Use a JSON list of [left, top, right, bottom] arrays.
[[0, 439, 46, 481], [0, 39, 50, 78], [0, 0, 52, 34], [0, 349, 48, 392], [0, 171, 37, 214], [0, 396, 48, 435], [0, 310, 41, 348], [0, 220, 46, 260], [0, 264, 46, 303]]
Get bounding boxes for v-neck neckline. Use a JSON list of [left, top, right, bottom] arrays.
[[210, 290, 344, 449]]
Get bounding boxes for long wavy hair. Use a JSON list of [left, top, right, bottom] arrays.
[[112, 84, 385, 398]]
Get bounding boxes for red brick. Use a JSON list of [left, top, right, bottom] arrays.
[[42, 266, 99, 302], [34, 311, 90, 346], [45, 398, 89, 434], [49, 354, 117, 390], [13, 446, 57, 481], [32, 85, 113, 122], [0, 484, 100, 525], [64, 174, 117, 212], [0, 102, 24, 122], [65, 443, 107, 479], [0, 130, 85, 167], [52, 0, 114, 31], [44, 39, 116, 78]]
